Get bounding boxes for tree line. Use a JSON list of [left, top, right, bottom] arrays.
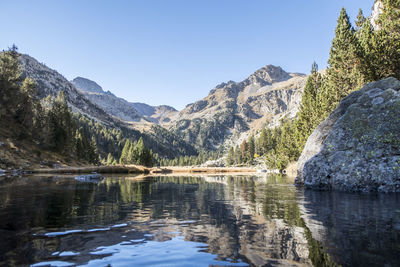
[[228, 1, 400, 170], [0, 47, 158, 166]]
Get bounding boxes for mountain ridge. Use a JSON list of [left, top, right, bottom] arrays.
[[71, 76, 142, 122], [168, 65, 307, 149], [17, 53, 197, 159], [19, 53, 308, 153]]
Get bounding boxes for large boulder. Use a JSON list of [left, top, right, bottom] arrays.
[[296, 77, 400, 192]]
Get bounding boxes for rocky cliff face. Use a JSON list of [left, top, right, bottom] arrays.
[[19, 55, 115, 124], [72, 77, 142, 122], [169, 65, 307, 149], [296, 77, 400, 192], [132, 102, 178, 124], [72, 77, 104, 93], [371, 0, 383, 30]]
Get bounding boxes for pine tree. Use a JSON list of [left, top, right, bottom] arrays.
[[233, 145, 240, 164], [48, 91, 74, 153], [357, 18, 377, 81], [89, 136, 99, 164], [119, 139, 132, 164], [16, 78, 37, 134], [371, 0, 400, 79], [258, 128, 267, 155], [106, 153, 114, 165], [247, 135, 255, 162], [132, 137, 153, 167], [324, 7, 366, 113], [0, 45, 21, 119], [295, 62, 324, 148], [355, 9, 366, 29], [240, 140, 247, 163], [226, 147, 234, 166]]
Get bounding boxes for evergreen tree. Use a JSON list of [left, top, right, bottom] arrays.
[[371, 0, 400, 79], [355, 9, 366, 29], [119, 138, 153, 166], [132, 137, 153, 167], [226, 147, 234, 166], [357, 18, 377, 81], [48, 91, 74, 153], [16, 78, 37, 135], [106, 153, 114, 165], [295, 63, 324, 148], [233, 145, 241, 164], [240, 140, 247, 162], [119, 139, 132, 164], [89, 136, 99, 164], [324, 7, 366, 113], [258, 128, 267, 155], [0, 45, 21, 119], [247, 135, 255, 162]]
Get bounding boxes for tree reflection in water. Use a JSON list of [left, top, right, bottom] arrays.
[[0, 174, 398, 266]]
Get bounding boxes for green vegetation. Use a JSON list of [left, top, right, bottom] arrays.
[[0, 46, 97, 164], [229, 1, 400, 170], [0, 46, 198, 167], [158, 149, 223, 166], [119, 137, 153, 167]]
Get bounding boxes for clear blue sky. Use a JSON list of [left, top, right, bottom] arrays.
[[1, 0, 372, 110]]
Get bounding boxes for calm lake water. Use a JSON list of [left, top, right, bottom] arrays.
[[0, 174, 399, 266]]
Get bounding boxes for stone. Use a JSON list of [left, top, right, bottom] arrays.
[[371, 0, 383, 31], [296, 77, 400, 192], [75, 174, 103, 183]]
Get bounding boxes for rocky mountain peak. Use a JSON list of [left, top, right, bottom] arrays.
[[131, 102, 156, 117], [72, 77, 104, 93], [71, 76, 142, 122], [18, 54, 118, 124], [131, 102, 178, 124], [245, 65, 291, 86], [171, 63, 307, 149]]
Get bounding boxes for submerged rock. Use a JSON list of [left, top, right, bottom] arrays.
[[296, 77, 400, 192], [75, 174, 103, 183]]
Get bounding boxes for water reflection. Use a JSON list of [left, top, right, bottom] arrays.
[[0, 175, 398, 266], [298, 190, 400, 267]]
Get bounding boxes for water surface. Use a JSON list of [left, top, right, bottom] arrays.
[[0, 174, 399, 266]]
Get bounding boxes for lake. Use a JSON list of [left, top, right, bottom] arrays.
[[0, 174, 399, 266]]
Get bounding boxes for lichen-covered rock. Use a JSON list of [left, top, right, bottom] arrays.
[[296, 77, 400, 192]]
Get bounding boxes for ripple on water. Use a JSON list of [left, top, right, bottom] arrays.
[[82, 236, 248, 267], [41, 223, 131, 237], [31, 261, 74, 267]]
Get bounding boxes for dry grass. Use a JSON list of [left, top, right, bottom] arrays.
[[31, 165, 257, 175], [285, 161, 298, 178]]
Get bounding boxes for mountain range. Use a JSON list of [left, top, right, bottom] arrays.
[[19, 54, 308, 153]]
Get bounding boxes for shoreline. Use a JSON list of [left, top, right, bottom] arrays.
[[29, 165, 259, 175]]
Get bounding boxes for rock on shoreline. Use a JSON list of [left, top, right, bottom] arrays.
[[296, 77, 400, 192]]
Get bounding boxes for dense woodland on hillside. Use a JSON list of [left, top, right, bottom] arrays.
[[0, 47, 201, 167], [229, 1, 400, 169]]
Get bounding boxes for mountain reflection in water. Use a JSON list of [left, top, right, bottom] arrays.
[[0, 174, 398, 266]]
